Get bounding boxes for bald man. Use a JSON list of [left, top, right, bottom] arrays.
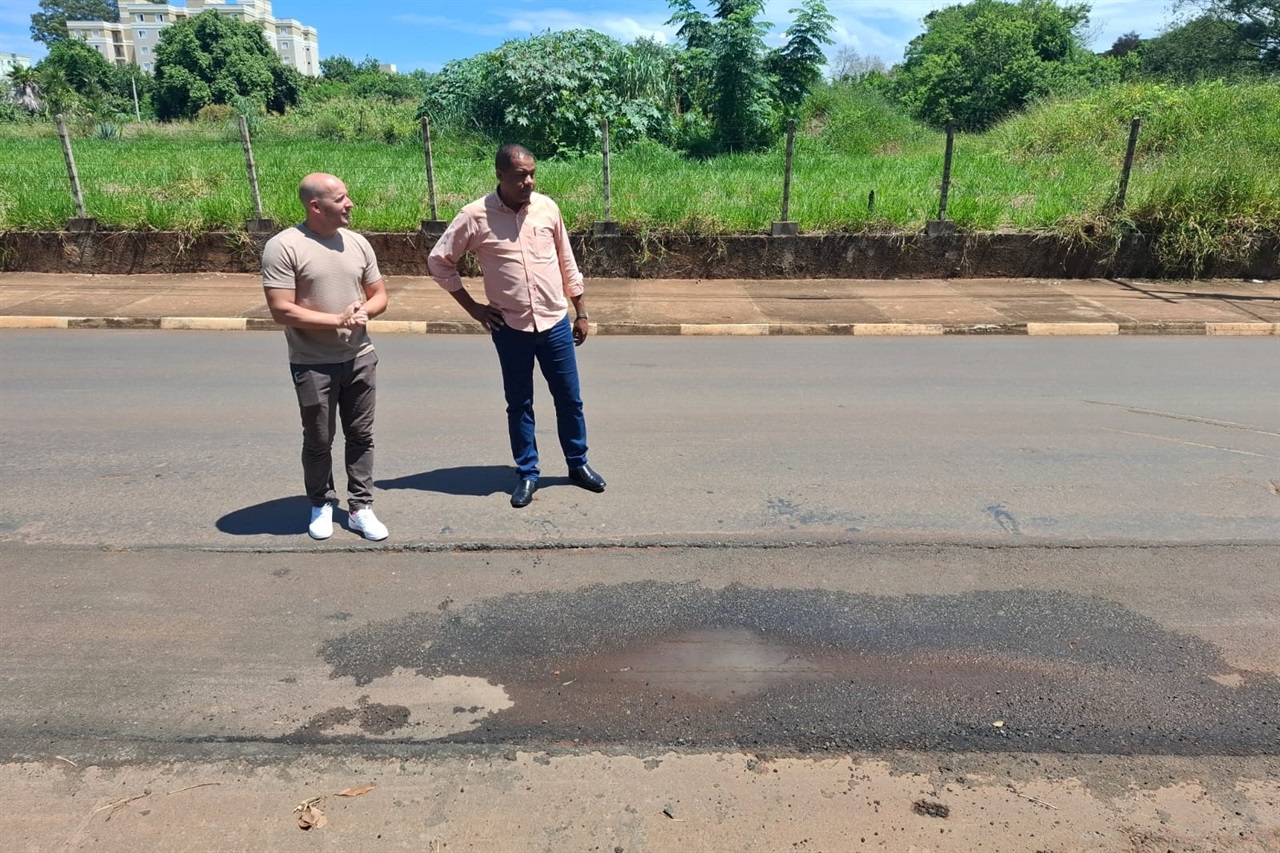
[[261, 173, 390, 541]]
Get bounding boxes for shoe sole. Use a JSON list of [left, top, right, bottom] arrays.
[[351, 525, 388, 541], [308, 527, 333, 540], [570, 479, 606, 493]]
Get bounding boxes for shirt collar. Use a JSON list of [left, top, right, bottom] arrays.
[[493, 187, 530, 214]]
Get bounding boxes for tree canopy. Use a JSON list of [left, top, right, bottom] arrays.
[[418, 29, 676, 156], [893, 0, 1093, 129], [667, 0, 832, 152], [26, 37, 145, 118], [29, 0, 119, 46], [1141, 13, 1262, 79], [152, 9, 300, 121], [1186, 0, 1279, 71]]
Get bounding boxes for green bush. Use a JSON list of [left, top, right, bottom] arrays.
[[196, 103, 234, 124]]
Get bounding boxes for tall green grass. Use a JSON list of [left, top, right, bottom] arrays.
[[1, 80, 1275, 273]]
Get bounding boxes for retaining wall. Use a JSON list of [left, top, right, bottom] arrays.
[[3, 229, 1276, 279]]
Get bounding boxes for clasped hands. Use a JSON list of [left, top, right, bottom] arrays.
[[338, 301, 368, 328]]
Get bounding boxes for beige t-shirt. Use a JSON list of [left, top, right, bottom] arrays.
[[262, 224, 382, 364]]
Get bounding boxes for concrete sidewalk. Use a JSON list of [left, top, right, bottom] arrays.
[[0, 272, 1277, 335]]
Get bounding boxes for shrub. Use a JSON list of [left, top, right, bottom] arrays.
[[196, 103, 233, 124]]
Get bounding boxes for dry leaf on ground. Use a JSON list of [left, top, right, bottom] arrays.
[[336, 785, 375, 798], [297, 804, 327, 830]]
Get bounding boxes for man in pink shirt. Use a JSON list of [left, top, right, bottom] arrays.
[[428, 144, 606, 508]]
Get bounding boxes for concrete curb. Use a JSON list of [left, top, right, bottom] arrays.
[[1, 317, 1277, 336]]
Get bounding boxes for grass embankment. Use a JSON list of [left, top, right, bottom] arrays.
[[1, 81, 1276, 271]]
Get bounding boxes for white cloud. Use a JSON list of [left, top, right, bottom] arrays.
[[395, 6, 675, 50]]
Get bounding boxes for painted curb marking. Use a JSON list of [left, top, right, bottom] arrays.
[[1027, 322, 1120, 336], [1206, 322, 1279, 336], [2, 317, 1277, 336]]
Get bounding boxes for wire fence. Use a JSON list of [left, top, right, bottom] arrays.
[[26, 112, 1146, 235]]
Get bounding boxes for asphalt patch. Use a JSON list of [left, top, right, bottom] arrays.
[[317, 581, 1280, 755]]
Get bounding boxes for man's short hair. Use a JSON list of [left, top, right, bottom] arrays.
[[496, 144, 534, 171]]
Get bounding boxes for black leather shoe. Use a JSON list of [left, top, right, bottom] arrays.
[[511, 477, 538, 508], [568, 464, 606, 492]]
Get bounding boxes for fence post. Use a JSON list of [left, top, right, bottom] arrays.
[[1113, 117, 1141, 213], [420, 115, 445, 236], [56, 114, 95, 232], [238, 115, 273, 233], [926, 120, 957, 236], [593, 117, 618, 236], [771, 119, 798, 236]]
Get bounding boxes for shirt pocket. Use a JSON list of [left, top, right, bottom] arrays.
[[529, 226, 557, 264]]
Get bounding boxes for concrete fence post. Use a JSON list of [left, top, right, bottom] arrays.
[[593, 117, 618, 236], [238, 115, 273, 233], [56, 114, 95, 232], [927, 120, 957, 236], [771, 119, 798, 236], [420, 116, 445, 236], [1114, 117, 1142, 214]]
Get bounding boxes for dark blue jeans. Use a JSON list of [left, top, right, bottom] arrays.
[[491, 316, 588, 479]]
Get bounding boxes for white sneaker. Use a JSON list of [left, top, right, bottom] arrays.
[[308, 503, 334, 540], [348, 507, 388, 541]]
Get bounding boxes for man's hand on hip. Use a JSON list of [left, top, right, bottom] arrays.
[[467, 302, 506, 332]]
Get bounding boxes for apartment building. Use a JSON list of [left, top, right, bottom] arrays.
[[67, 0, 319, 76], [1, 53, 33, 78]]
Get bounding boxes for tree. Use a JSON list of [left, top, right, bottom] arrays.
[[707, 0, 775, 149], [319, 55, 359, 82], [1141, 13, 1260, 79], [1185, 0, 1279, 70], [766, 0, 836, 111], [829, 46, 887, 82], [29, 0, 118, 46], [418, 30, 675, 155], [665, 0, 781, 151], [1103, 31, 1141, 57], [7, 66, 43, 114], [319, 55, 383, 82], [152, 9, 301, 121], [37, 37, 113, 98], [893, 0, 1091, 129]]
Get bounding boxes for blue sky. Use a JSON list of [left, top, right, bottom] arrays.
[[1, 0, 1181, 73]]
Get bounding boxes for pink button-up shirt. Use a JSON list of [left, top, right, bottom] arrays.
[[428, 190, 584, 333]]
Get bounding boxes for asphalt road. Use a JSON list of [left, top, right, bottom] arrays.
[[2, 331, 1278, 851], [0, 332, 1277, 547]]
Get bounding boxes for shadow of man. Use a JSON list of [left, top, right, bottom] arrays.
[[217, 495, 330, 536], [376, 464, 514, 497]]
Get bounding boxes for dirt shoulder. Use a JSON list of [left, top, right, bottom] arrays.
[[4, 751, 1277, 852]]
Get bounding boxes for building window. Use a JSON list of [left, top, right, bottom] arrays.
[[137, 30, 146, 39], [144, 63, 152, 71], [135, 13, 143, 22], [156, 14, 164, 22], [140, 46, 149, 54]]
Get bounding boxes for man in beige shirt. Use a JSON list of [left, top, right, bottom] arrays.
[[262, 173, 390, 540], [428, 144, 605, 508]]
